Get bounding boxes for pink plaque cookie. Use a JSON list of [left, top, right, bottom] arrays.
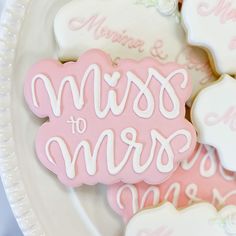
[[24, 49, 196, 187], [108, 144, 236, 222]]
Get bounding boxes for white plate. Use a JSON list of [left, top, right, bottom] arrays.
[[0, 0, 123, 235]]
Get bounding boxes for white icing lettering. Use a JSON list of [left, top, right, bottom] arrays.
[[45, 128, 192, 178], [66, 116, 87, 134], [117, 184, 160, 214], [31, 66, 188, 119]]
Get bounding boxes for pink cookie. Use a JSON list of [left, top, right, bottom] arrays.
[[107, 144, 236, 222], [24, 49, 196, 187]]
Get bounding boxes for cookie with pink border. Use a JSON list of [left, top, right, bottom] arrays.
[[125, 202, 236, 236], [54, 0, 216, 106], [182, 0, 236, 74], [24, 49, 196, 187], [108, 144, 236, 222]]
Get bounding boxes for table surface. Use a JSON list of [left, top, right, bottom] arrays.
[[0, 0, 23, 235]]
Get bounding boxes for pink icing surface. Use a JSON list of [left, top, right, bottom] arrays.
[[24, 49, 196, 186], [107, 144, 236, 222]]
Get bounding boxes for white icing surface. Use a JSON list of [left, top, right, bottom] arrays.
[[192, 75, 236, 172], [125, 202, 236, 236], [182, 0, 236, 75]]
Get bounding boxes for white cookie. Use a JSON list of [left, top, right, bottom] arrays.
[[182, 0, 236, 75], [192, 74, 236, 172], [126, 202, 236, 236], [54, 0, 216, 105]]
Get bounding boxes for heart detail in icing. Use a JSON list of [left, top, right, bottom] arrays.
[[104, 72, 121, 87]]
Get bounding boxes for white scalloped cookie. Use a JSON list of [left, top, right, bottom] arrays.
[[54, 0, 216, 106], [182, 0, 236, 75], [126, 202, 236, 236], [191, 74, 236, 172]]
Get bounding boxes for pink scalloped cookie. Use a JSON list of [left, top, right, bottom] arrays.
[[24, 49, 196, 187], [108, 144, 236, 222]]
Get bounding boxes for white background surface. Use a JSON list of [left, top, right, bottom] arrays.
[[0, 0, 23, 235]]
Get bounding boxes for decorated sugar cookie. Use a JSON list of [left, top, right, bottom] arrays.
[[24, 49, 196, 187], [54, 0, 216, 105], [125, 202, 236, 236], [108, 144, 236, 222], [182, 0, 236, 75], [192, 75, 236, 172]]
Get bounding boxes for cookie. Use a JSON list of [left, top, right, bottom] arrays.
[[108, 144, 236, 222], [54, 0, 216, 105], [191, 74, 236, 172], [125, 202, 236, 236], [24, 49, 196, 186], [182, 0, 236, 75]]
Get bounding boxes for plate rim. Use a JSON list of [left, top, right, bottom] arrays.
[[0, 0, 45, 235]]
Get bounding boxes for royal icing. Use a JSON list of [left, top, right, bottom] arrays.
[[182, 0, 236, 74], [125, 202, 236, 236], [192, 75, 236, 172], [54, 0, 216, 105], [136, 0, 179, 16], [156, 0, 179, 16], [24, 49, 196, 186], [107, 144, 236, 222]]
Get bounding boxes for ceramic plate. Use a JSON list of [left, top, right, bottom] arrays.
[[0, 0, 123, 235]]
